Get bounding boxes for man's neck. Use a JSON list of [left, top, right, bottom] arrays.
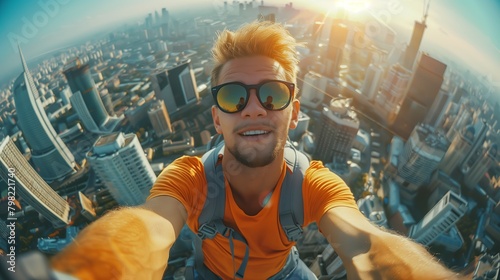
[[222, 152, 284, 215]]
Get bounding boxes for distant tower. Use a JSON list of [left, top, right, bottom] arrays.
[[0, 136, 70, 228], [151, 61, 199, 114], [402, 1, 429, 69], [392, 53, 446, 139], [461, 120, 488, 175], [464, 144, 497, 190], [324, 22, 348, 79], [409, 191, 467, 246], [397, 125, 447, 204], [300, 71, 327, 108], [446, 101, 472, 141], [374, 63, 411, 122], [361, 63, 384, 100], [87, 133, 156, 206], [439, 125, 474, 175], [313, 99, 359, 165], [425, 88, 451, 128], [13, 46, 76, 181], [310, 21, 324, 53], [63, 58, 109, 129], [148, 99, 173, 137], [402, 21, 426, 70], [99, 89, 114, 116]]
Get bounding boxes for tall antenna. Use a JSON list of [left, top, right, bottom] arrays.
[[423, 0, 431, 23]]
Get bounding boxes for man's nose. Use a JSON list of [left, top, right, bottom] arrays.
[[240, 89, 267, 118]]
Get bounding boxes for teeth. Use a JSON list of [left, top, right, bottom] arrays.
[[242, 130, 268, 136]]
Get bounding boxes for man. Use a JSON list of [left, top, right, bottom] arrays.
[[52, 21, 464, 279]]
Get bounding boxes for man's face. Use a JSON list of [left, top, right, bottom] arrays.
[[211, 56, 300, 167]]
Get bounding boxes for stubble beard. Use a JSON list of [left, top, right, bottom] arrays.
[[227, 138, 281, 168]]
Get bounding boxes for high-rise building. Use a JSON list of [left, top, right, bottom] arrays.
[[402, 21, 426, 70], [148, 99, 173, 137], [397, 125, 448, 203], [70, 91, 100, 133], [439, 125, 474, 175], [300, 71, 327, 108], [427, 170, 461, 210], [409, 191, 467, 246], [425, 88, 452, 128], [324, 23, 348, 79], [464, 144, 497, 190], [13, 46, 76, 181], [0, 136, 70, 228], [310, 21, 324, 53], [374, 64, 411, 122], [87, 132, 156, 206], [63, 58, 109, 129], [392, 54, 447, 139], [361, 63, 384, 100], [313, 99, 359, 165], [151, 61, 199, 114], [100, 89, 114, 116], [461, 120, 488, 175], [445, 101, 472, 141]]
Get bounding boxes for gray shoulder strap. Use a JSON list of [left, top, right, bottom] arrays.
[[279, 143, 310, 241], [198, 142, 225, 238]]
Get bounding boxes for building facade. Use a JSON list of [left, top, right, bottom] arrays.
[[87, 133, 156, 206], [313, 99, 359, 165], [0, 137, 70, 228], [13, 47, 76, 181]]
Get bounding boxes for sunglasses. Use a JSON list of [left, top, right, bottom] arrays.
[[211, 80, 295, 114]]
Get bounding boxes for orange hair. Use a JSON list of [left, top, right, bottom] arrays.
[[211, 21, 299, 86]]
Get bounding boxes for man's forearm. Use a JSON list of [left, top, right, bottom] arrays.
[[51, 208, 176, 280], [349, 230, 466, 280]]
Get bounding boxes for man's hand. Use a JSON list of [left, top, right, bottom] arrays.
[[51, 197, 185, 280]]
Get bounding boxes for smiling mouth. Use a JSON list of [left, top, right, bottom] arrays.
[[240, 130, 270, 136]]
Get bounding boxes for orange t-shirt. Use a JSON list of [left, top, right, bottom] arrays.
[[148, 156, 358, 279]]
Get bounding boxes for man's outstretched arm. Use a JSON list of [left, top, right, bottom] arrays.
[[319, 207, 466, 280], [51, 196, 187, 280]]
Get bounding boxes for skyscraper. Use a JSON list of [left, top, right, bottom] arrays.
[[409, 191, 467, 246], [392, 54, 447, 139], [0, 136, 70, 228], [402, 21, 426, 70], [374, 64, 411, 122], [13, 46, 76, 181], [313, 99, 359, 165], [87, 132, 157, 206], [397, 125, 447, 203], [361, 63, 384, 100], [464, 144, 497, 190], [324, 22, 348, 79], [63, 58, 109, 129], [300, 71, 327, 108], [425, 89, 451, 128], [148, 99, 173, 137], [439, 125, 474, 175], [151, 61, 199, 114]]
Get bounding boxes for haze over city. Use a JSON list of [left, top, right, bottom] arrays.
[[0, 0, 499, 89], [1, 0, 500, 278]]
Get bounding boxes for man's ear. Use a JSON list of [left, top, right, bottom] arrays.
[[289, 99, 300, 129], [212, 105, 223, 134]]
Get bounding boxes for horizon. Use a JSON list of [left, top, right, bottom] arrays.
[[0, 0, 499, 90]]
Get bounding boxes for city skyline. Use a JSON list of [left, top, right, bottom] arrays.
[[0, 0, 498, 90]]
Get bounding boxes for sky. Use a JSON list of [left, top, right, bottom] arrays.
[[0, 0, 499, 88]]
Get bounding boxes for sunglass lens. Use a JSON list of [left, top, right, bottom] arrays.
[[259, 81, 290, 110], [217, 84, 247, 113]]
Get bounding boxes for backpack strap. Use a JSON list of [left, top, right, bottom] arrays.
[[279, 142, 310, 241], [194, 142, 250, 279]]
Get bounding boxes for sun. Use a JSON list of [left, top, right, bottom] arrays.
[[338, 0, 371, 14]]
